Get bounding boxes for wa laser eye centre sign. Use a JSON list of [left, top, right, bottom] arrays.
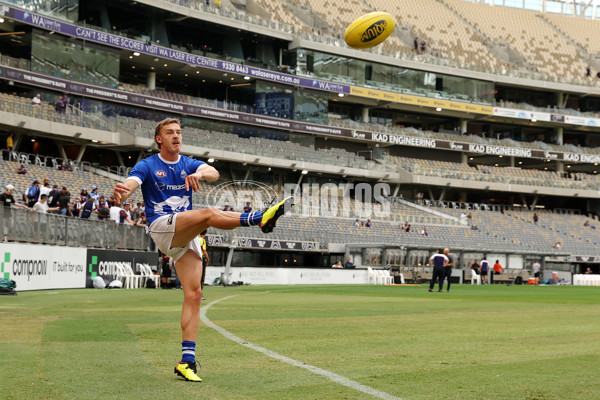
[[0, 243, 86, 291]]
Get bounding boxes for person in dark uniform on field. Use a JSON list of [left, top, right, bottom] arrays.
[[443, 248, 454, 292], [429, 248, 448, 292], [160, 251, 172, 288]]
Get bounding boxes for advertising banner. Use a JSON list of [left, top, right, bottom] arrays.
[[86, 249, 158, 288], [0, 243, 86, 291]]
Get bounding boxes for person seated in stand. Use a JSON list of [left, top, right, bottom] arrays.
[[332, 261, 343, 269], [31, 93, 42, 105], [470, 260, 480, 275], [16, 165, 27, 175], [343, 257, 356, 269]]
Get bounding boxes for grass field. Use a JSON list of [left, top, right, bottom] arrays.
[[1, 284, 600, 400]]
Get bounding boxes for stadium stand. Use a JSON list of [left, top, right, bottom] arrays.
[[1, 0, 600, 280]]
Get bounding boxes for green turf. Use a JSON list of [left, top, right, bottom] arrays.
[[1, 284, 599, 400]]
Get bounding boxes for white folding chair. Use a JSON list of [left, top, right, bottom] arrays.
[[121, 263, 142, 289], [377, 269, 394, 285], [470, 269, 481, 285], [115, 264, 131, 289], [140, 263, 160, 288], [367, 267, 378, 284]]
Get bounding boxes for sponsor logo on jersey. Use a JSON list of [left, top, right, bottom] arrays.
[[155, 170, 167, 177], [155, 182, 166, 191]]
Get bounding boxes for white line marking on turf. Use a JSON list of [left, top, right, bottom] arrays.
[[201, 294, 405, 400]]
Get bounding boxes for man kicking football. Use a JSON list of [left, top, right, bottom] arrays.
[[113, 118, 291, 382]]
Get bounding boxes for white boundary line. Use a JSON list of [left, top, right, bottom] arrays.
[[200, 293, 405, 400]]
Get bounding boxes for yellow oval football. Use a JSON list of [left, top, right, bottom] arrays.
[[344, 12, 396, 49]]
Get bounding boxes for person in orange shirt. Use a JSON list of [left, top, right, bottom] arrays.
[[492, 260, 503, 284]]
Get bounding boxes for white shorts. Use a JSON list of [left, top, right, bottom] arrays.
[[148, 214, 202, 262]]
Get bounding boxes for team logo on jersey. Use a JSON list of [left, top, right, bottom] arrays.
[[180, 170, 187, 179], [155, 170, 167, 177]]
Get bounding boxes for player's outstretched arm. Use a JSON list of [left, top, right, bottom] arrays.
[[113, 179, 139, 203], [185, 165, 219, 192]]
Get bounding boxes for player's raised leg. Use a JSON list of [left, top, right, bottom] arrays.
[[170, 196, 292, 247]]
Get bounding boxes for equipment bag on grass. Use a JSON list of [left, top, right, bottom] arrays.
[[0, 278, 17, 295], [0, 278, 16, 289]]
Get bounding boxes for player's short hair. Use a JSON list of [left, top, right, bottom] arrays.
[[154, 118, 181, 149]]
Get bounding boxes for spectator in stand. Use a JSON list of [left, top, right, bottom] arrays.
[[420, 40, 427, 54], [365, 219, 372, 228], [421, 226, 429, 236], [405, 223, 412, 233], [31, 93, 42, 106], [586, 66, 591, 77], [584, 267, 592, 274], [95, 195, 110, 220], [80, 187, 89, 202], [119, 202, 136, 226], [6, 133, 13, 152], [39, 181, 51, 198], [54, 95, 66, 114], [343, 257, 356, 269], [57, 187, 72, 216], [79, 196, 96, 219], [0, 184, 28, 239], [133, 202, 143, 220], [109, 201, 122, 222], [135, 212, 148, 227], [89, 185, 100, 202], [243, 202, 252, 213], [71, 197, 82, 217], [25, 180, 40, 208], [107, 196, 117, 208], [16, 165, 27, 175], [354, 218, 360, 227], [533, 212, 539, 225], [332, 261, 343, 268], [414, 37, 419, 54], [222, 204, 231, 212], [402, 221, 409, 231], [32, 194, 59, 241], [47, 184, 60, 213], [57, 162, 68, 171]]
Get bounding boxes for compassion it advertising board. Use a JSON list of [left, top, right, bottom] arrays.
[[0, 243, 86, 291], [86, 249, 158, 288]]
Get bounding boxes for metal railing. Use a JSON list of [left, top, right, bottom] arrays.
[[0, 207, 152, 251]]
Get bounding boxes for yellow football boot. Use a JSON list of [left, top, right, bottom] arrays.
[[174, 361, 202, 382], [259, 196, 293, 233]]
